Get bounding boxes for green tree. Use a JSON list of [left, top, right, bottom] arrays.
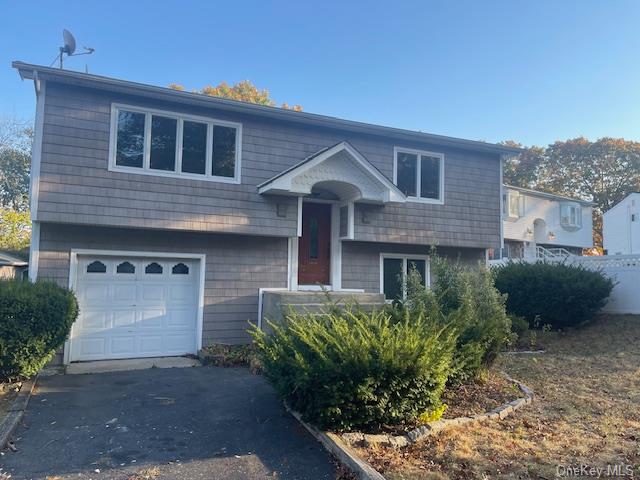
[[501, 140, 545, 189], [0, 209, 31, 250], [169, 80, 302, 111], [0, 117, 32, 211], [537, 137, 640, 215]]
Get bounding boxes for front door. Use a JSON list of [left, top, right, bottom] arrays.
[[298, 203, 331, 285]]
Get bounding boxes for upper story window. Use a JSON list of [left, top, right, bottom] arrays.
[[393, 147, 444, 204], [110, 104, 242, 184], [560, 203, 582, 228], [503, 191, 522, 219]]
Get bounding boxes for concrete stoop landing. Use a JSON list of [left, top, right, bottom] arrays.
[[262, 290, 386, 328]]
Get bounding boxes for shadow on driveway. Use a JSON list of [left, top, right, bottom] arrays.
[[0, 366, 337, 480]]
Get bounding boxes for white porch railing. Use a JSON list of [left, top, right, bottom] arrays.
[[534, 246, 575, 260]]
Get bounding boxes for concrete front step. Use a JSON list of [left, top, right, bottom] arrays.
[[270, 291, 385, 305], [284, 303, 383, 314], [261, 291, 386, 328]]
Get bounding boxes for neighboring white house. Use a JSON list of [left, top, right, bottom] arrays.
[[603, 193, 640, 255], [492, 185, 594, 261]]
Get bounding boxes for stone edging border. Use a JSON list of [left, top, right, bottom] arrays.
[[0, 376, 38, 450], [340, 372, 535, 448], [284, 404, 387, 480], [503, 350, 546, 355]]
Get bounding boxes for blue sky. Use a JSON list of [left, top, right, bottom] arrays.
[[2, 0, 639, 146]]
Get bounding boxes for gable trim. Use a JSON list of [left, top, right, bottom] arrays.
[[258, 141, 406, 203]]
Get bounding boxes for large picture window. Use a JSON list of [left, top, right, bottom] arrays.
[[393, 147, 444, 203], [111, 104, 241, 183], [380, 254, 429, 301]]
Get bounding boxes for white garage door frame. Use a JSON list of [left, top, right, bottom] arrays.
[[63, 249, 206, 365]]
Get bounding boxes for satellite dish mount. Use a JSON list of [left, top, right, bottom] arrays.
[[56, 29, 94, 69]]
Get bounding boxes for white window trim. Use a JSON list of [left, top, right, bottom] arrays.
[[379, 253, 431, 301], [393, 147, 445, 205], [505, 191, 521, 219], [560, 203, 582, 228], [108, 103, 242, 184], [64, 249, 206, 365], [338, 201, 355, 240]]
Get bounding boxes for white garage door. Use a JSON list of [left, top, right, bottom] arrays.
[[70, 255, 200, 362]]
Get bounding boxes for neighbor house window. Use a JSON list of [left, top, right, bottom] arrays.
[[560, 203, 582, 228], [503, 191, 521, 218], [380, 254, 429, 301], [111, 105, 241, 183], [394, 148, 444, 203]]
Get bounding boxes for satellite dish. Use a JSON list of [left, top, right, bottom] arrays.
[[55, 29, 93, 69], [62, 29, 76, 55]]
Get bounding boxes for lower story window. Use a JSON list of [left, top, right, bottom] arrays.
[[381, 255, 429, 301]]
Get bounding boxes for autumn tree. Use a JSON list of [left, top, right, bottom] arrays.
[[501, 140, 545, 189], [169, 80, 302, 111], [504, 137, 640, 246], [0, 117, 32, 212], [0, 208, 30, 250]]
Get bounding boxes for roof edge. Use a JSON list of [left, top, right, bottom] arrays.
[[13, 61, 521, 156], [505, 184, 595, 205]]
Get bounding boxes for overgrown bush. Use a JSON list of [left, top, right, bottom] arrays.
[[493, 261, 614, 329], [0, 280, 78, 380], [510, 315, 530, 339], [391, 256, 513, 384], [251, 308, 456, 431]]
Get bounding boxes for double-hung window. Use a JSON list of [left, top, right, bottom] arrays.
[[110, 104, 242, 183], [393, 147, 444, 203], [503, 191, 522, 219], [380, 254, 430, 301], [560, 203, 582, 228]]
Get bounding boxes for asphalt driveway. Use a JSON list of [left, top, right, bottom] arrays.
[[0, 366, 337, 480]]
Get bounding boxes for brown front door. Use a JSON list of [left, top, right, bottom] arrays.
[[298, 203, 331, 285]]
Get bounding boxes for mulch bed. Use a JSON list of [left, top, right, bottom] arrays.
[[442, 371, 519, 419], [376, 371, 519, 436]]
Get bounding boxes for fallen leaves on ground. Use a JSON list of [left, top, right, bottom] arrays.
[[358, 315, 640, 479]]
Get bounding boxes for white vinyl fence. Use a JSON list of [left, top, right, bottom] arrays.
[[565, 255, 640, 314]]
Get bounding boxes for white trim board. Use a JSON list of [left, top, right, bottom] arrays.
[[379, 253, 431, 301], [258, 141, 406, 203], [108, 103, 242, 184], [65, 249, 206, 365], [28, 222, 40, 282], [29, 78, 45, 219], [393, 146, 445, 205]]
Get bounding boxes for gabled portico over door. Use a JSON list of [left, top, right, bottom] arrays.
[[258, 141, 406, 290]]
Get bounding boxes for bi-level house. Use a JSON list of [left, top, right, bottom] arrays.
[[491, 185, 594, 261], [14, 62, 517, 365]]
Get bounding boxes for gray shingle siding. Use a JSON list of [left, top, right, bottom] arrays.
[[38, 82, 501, 248], [38, 223, 288, 345], [341, 241, 486, 293]]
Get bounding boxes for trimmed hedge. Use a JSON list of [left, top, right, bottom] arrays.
[[0, 280, 78, 380], [493, 261, 614, 329], [252, 308, 456, 431]]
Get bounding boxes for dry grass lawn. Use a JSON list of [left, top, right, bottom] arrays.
[[359, 315, 640, 479]]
